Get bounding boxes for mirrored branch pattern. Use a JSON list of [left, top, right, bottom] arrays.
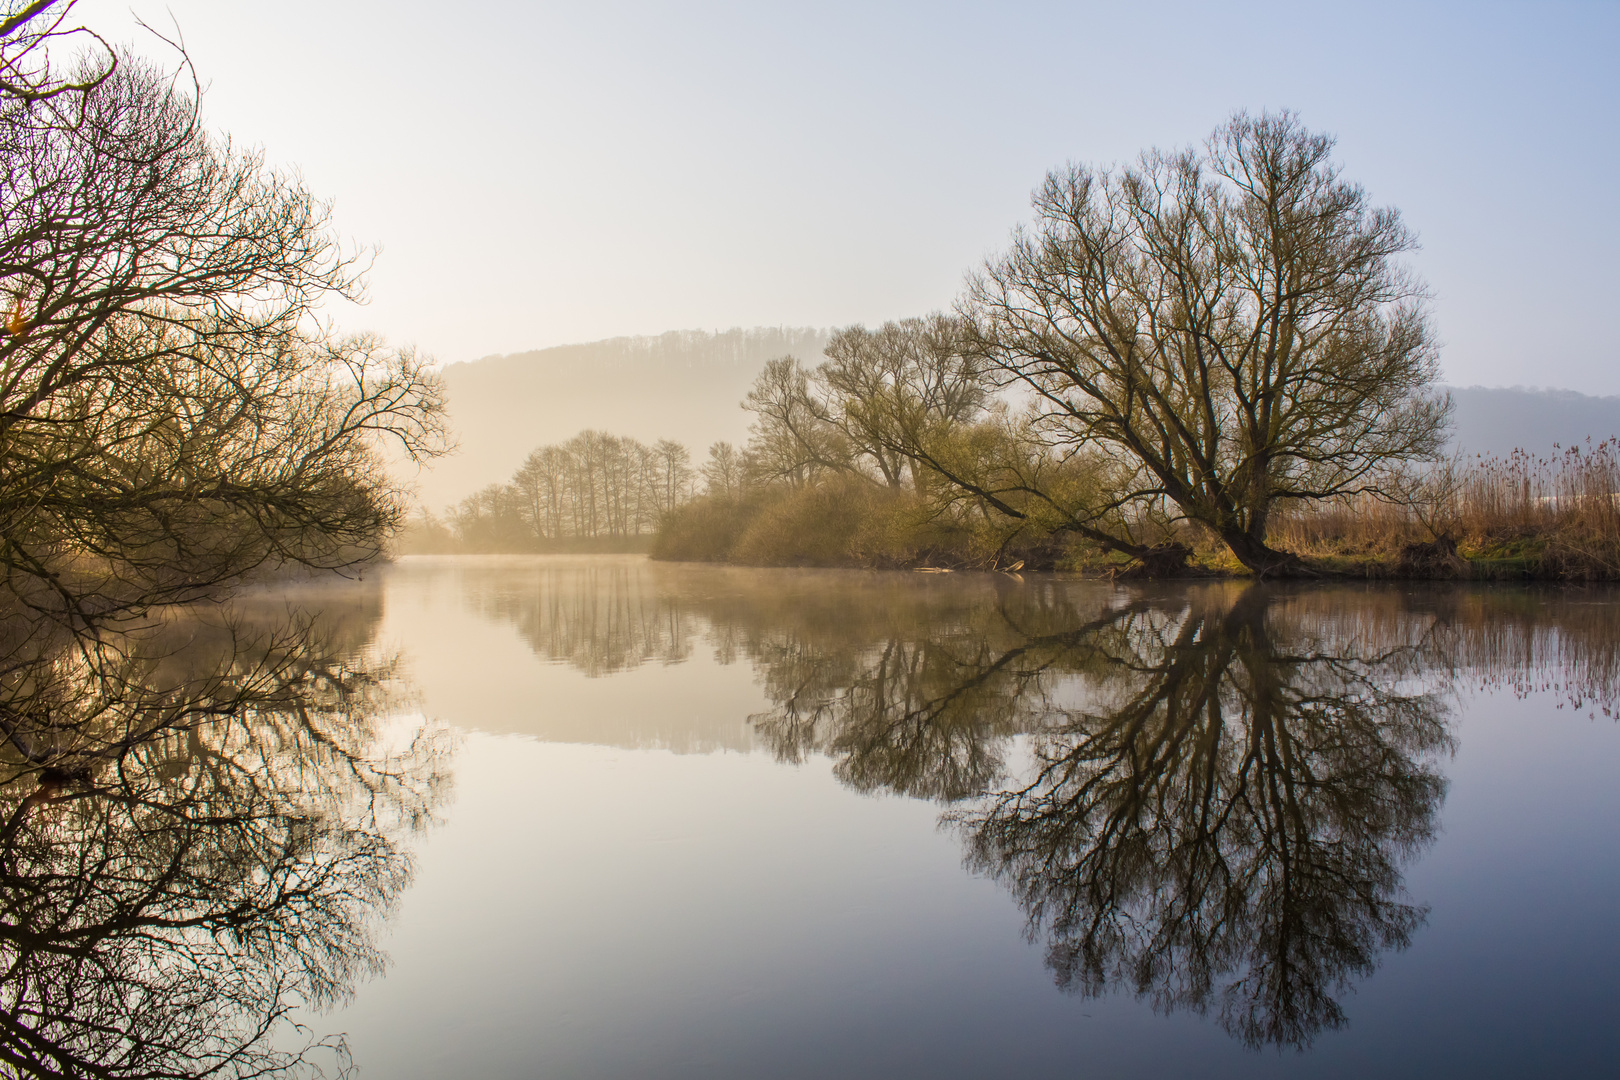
[[0, 595, 448, 1079]]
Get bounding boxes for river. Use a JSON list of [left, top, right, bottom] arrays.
[[7, 556, 1618, 1078]]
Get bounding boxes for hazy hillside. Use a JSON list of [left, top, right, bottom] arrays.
[[400, 328, 1620, 512], [403, 327, 831, 511], [1445, 385, 1620, 460]]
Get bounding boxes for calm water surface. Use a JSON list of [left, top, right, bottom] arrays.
[[10, 556, 1618, 1078]]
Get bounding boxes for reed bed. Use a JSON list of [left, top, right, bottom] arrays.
[[1270, 439, 1620, 578]]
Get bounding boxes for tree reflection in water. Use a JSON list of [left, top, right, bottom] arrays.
[[958, 586, 1449, 1048], [0, 596, 446, 1079], [741, 580, 1453, 1049]]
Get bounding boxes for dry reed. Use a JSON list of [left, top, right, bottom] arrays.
[[1271, 439, 1620, 577]]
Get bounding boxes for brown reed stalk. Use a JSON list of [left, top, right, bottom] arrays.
[[1269, 439, 1620, 576]]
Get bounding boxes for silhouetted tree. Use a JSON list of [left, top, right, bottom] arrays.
[[0, 4, 446, 631], [439, 430, 696, 550], [963, 111, 1449, 574], [744, 357, 848, 486], [818, 315, 989, 490], [702, 441, 748, 501], [652, 439, 694, 512]]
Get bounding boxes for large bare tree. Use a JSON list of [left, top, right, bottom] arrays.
[[0, 3, 447, 628], [964, 111, 1449, 574]]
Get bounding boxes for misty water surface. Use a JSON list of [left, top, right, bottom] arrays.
[[8, 557, 1617, 1078]]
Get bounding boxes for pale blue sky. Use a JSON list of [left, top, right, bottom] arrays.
[[82, 1, 1620, 392]]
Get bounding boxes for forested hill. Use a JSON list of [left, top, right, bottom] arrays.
[[403, 327, 831, 510], [1446, 386, 1620, 461], [400, 325, 1620, 512]]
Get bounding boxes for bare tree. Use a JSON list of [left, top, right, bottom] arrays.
[[0, 2, 113, 105], [513, 444, 571, 540], [702, 441, 747, 501], [743, 356, 848, 486], [732, 319, 1185, 567], [818, 314, 988, 490], [741, 322, 990, 493], [445, 432, 697, 550], [0, 8, 447, 629], [653, 438, 693, 513], [964, 111, 1450, 574]]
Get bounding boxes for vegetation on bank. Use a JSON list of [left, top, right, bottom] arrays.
[[1266, 442, 1620, 579], [652, 442, 1620, 580]]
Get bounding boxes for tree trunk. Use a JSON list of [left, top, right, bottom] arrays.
[[1115, 542, 1194, 578], [1220, 528, 1309, 577]]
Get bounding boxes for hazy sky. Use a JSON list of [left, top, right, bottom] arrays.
[[81, 1, 1620, 392]]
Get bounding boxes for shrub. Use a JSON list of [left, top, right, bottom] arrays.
[[650, 494, 759, 562], [654, 478, 1054, 569], [730, 481, 883, 566]]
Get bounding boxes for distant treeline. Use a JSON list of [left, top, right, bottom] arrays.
[[402, 431, 707, 553], [412, 327, 833, 511]]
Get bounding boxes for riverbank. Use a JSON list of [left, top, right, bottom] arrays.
[[654, 535, 1619, 581], [649, 442, 1620, 580], [650, 488, 1620, 580]]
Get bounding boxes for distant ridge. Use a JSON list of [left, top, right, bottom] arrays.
[[1444, 385, 1620, 459], [452, 327, 831, 372], [398, 329, 1620, 512]]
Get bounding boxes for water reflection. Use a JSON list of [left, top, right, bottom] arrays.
[[35, 557, 1604, 1071], [0, 592, 445, 1079], [721, 581, 1448, 1047], [742, 580, 1135, 801], [963, 588, 1448, 1048], [455, 558, 1618, 1050], [470, 559, 693, 674]]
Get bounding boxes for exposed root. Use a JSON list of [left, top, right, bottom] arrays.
[[1115, 543, 1194, 579]]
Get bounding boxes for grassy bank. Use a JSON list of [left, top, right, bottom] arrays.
[[1262, 442, 1620, 580]]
